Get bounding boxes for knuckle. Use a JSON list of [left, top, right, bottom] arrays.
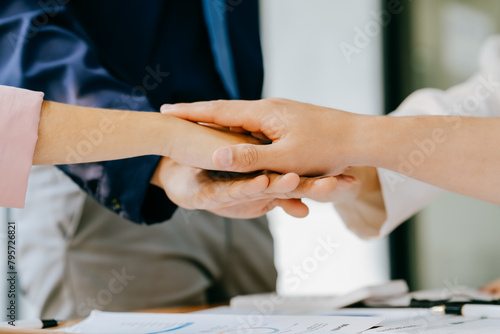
[[241, 145, 259, 168]]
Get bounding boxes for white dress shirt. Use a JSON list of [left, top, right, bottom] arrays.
[[335, 35, 500, 239]]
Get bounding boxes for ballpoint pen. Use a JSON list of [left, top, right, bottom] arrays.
[[432, 303, 500, 319]]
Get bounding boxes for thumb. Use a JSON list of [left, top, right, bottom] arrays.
[[213, 144, 276, 173]]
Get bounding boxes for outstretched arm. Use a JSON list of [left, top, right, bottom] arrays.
[[163, 98, 500, 205], [33, 100, 261, 169], [355, 114, 500, 205]]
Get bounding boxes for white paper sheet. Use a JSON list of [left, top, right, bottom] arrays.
[[316, 308, 500, 333], [363, 317, 500, 333], [58, 310, 383, 334]]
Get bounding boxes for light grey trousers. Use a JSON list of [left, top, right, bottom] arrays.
[[16, 166, 276, 320]]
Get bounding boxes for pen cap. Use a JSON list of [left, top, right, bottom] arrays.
[[462, 304, 500, 318]]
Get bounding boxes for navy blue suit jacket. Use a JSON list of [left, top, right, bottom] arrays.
[[0, 0, 263, 224]]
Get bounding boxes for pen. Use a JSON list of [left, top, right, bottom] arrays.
[[0, 319, 60, 329], [432, 304, 500, 319]]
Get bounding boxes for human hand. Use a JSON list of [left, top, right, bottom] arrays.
[[303, 166, 381, 205], [161, 98, 368, 176], [150, 157, 339, 219], [160, 115, 262, 171]]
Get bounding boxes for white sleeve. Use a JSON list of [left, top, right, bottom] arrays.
[[335, 35, 500, 239]]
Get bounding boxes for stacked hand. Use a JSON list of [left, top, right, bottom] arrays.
[[33, 99, 359, 220], [161, 98, 367, 176], [151, 157, 339, 218], [152, 114, 346, 219], [157, 98, 375, 219]]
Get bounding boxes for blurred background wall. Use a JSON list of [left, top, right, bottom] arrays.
[[260, 0, 500, 295], [259, 0, 390, 295], [405, 0, 500, 290]]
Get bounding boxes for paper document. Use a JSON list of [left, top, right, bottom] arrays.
[[230, 280, 408, 312], [317, 308, 500, 333], [197, 306, 500, 333], [364, 316, 500, 333], [58, 310, 383, 334]]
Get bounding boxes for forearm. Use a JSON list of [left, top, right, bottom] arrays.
[[33, 101, 175, 165], [354, 115, 500, 204]]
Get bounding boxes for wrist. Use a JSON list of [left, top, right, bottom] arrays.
[[96, 110, 175, 158], [347, 115, 393, 168], [323, 112, 380, 170], [141, 113, 180, 157]]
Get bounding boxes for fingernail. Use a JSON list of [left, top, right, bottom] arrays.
[[214, 148, 232, 169], [342, 175, 357, 182], [160, 104, 173, 113]]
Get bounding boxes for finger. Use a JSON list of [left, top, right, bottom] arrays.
[[198, 122, 227, 130], [211, 198, 283, 219], [161, 100, 265, 133], [250, 132, 271, 143], [274, 198, 309, 218], [335, 174, 360, 190], [265, 173, 300, 194], [228, 127, 271, 144], [199, 174, 270, 206], [194, 174, 268, 209], [228, 174, 270, 198], [213, 144, 281, 173], [229, 126, 248, 133], [337, 174, 358, 183], [275, 176, 338, 199]]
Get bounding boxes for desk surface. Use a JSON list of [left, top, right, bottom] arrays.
[[52, 305, 214, 330]]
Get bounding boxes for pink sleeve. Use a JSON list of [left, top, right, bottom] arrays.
[[0, 85, 44, 208]]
